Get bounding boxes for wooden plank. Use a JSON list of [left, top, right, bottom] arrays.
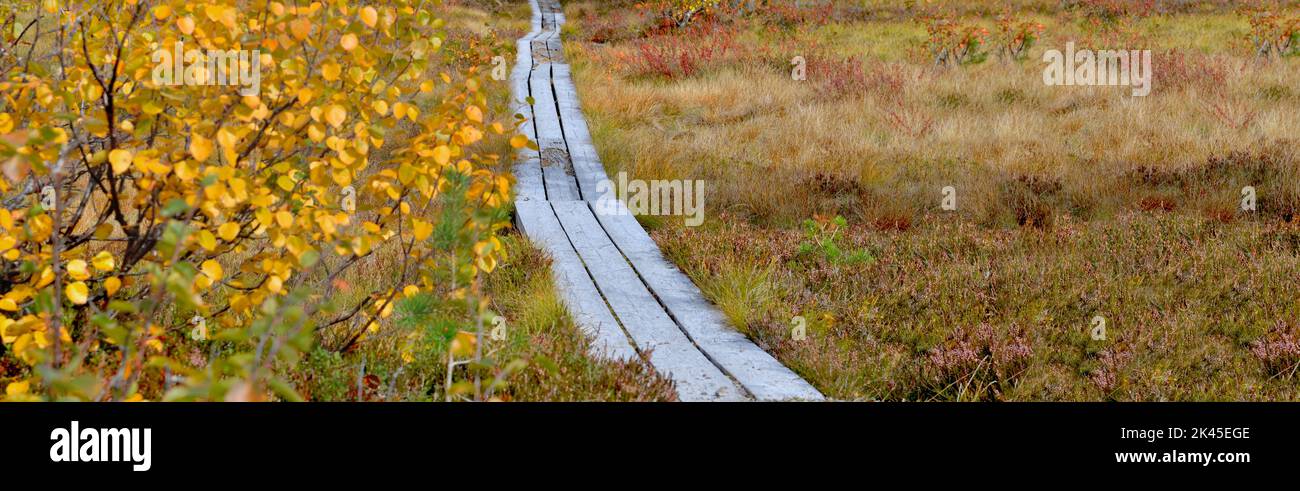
[[551, 64, 609, 198], [513, 158, 544, 202], [593, 202, 825, 401], [514, 201, 639, 361], [511, 37, 534, 106], [547, 38, 563, 60], [510, 23, 541, 194], [551, 201, 746, 401], [528, 64, 564, 143], [529, 27, 550, 63], [529, 0, 543, 30], [542, 165, 579, 201], [529, 61, 581, 198], [512, 10, 541, 163]]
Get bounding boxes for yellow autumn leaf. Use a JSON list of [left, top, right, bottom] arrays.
[[290, 17, 311, 40], [473, 239, 496, 257], [465, 105, 483, 123], [360, 6, 378, 27], [432, 145, 450, 165], [325, 105, 347, 128], [177, 16, 195, 35], [92, 251, 115, 271], [509, 134, 529, 149], [216, 127, 238, 157], [29, 264, 53, 287], [201, 260, 224, 281], [153, 5, 171, 20], [219, 222, 240, 241], [322, 61, 341, 81], [104, 276, 122, 296], [412, 219, 432, 241], [477, 254, 497, 273], [66, 281, 89, 305], [197, 230, 217, 251], [457, 125, 483, 145], [450, 331, 476, 358], [66, 259, 90, 281], [5, 380, 29, 396], [340, 33, 358, 51], [266, 275, 283, 293], [108, 149, 132, 174], [204, 4, 224, 22], [190, 133, 213, 162]]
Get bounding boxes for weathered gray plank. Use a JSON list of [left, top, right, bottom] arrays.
[[532, 24, 557, 64], [551, 201, 745, 401], [511, 36, 535, 105], [529, 0, 543, 29], [551, 64, 609, 198], [591, 202, 824, 400], [529, 60, 581, 199], [512, 5, 541, 165], [513, 158, 544, 202], [514, 201, 639, 361], [542, 165, 579, 201], [528, 64, 564, 143]]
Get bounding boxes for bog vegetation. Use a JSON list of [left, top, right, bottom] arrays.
[[569, 0, 1300, 400]]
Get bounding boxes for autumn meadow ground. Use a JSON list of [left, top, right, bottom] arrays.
[[563, 0, 1300, 400]]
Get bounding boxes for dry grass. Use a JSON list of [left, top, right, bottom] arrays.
[[570, 13, 1300, 226], [657, 213, 1300, 401], [566, 0, 1300, 400]]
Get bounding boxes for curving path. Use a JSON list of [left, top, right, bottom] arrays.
[[510, 0, 822, 401]]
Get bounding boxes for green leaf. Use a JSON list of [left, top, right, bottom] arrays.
[[268, 377, 305, 402], [108, 300, 137, 313], [299, 249, 320, 268], [161, 198, 190, 217]]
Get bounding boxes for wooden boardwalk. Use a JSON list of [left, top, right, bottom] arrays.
[[511, 0, 822, 401]]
